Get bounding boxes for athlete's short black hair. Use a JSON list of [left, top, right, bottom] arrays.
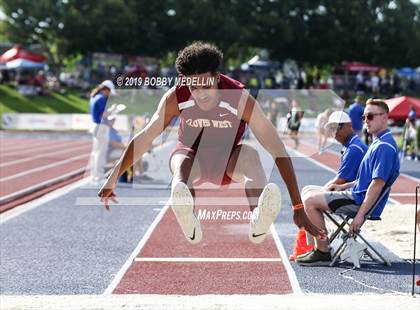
[[175, 41, 223, 76]]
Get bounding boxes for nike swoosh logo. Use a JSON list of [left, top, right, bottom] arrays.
[[219, 113, 229, 117], [190, 228, 196, 240], [252, 232, 266, 238]]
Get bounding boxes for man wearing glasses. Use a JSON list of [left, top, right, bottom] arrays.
[[297, 99, 399, 265]]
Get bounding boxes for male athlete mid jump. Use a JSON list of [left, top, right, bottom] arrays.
[[98, 42, 324, 244]]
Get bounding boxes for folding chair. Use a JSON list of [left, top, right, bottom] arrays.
[[324, 173, 399, 267]]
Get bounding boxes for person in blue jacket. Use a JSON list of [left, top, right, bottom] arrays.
[[89, 80, 116, 184], [347, 95, 364, 137]]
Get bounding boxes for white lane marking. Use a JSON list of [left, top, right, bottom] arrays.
[[1, 140, 89, 157], [288, 148, 336, 174], [0, 153, 89, 182], [0, 145, 90, 167], [103, 203, 170, 295], [0, 178, 89, 224], [0, 167, 86, 204], [270, 225, 302, 294], [76, 196, 253, 206], [0, 140, 55, 152], [134, 257, 282, 262]]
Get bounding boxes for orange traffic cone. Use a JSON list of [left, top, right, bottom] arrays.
[[289, 228, 314, 261]]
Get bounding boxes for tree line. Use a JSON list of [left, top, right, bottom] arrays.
[[1, 0, 419, 67]]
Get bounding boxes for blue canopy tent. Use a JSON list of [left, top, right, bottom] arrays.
[[397, 67, 416, 77]]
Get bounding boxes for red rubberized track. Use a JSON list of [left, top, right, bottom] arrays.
[[0, 137, 91, 211], [113, 188, 293, 295]]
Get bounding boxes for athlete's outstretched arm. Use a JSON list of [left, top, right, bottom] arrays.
[[239, 92, 325, 238], [98, 88, 179, 209]]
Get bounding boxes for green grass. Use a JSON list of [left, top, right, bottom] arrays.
[[0, 85, 88, 114], [0, 85, 161, 116]]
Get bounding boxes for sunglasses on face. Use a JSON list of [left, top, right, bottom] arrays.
[[328, 123, 345, 131], [361, 113, 384, 121]]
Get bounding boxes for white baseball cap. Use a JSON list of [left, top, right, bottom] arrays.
[[100, 80, 116, 95], [325, 111, 351, 128]]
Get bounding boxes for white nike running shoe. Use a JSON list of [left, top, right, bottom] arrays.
[[249, 183, 281, 244], [171, 182, 203, 244]]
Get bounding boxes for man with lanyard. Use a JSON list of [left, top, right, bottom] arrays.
[[297, 99, 399, 265], [98, 42, 324, 244]]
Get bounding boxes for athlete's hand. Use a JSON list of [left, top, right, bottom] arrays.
[[325, 183, 343, 192], [98, 184, 118, 211], [293, 208, 326, 239]]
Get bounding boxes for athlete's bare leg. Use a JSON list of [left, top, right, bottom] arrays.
[[226, 144, 281, 244], [226, 144, 267, 211], [169, 152, 202, 244], [170, 152, 200, 197]]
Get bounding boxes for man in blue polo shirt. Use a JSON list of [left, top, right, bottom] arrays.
[[301, 111, 367, 201], [347, 96, 364, 137], [297, 99, 399, 265]]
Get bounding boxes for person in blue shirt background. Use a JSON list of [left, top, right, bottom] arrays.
[[408, 106, 417, 124], [297, 99, 399, 265], [347, 95, 364, 137], [89, 80, 116, 184]]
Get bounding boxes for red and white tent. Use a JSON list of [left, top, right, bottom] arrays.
[[342, 61, 382, 73], [384, 96, 420, 121], [0, 45, 47, 64]]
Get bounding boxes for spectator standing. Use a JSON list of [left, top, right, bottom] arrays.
[[315, 109, 332, 154], [287, 100, 304, 149], [347, 96, 365, 137], [89, 80, 117, 184]]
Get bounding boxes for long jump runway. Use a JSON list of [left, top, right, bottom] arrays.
[[110, 188, 295, 295], [1, 137, 419, 309]]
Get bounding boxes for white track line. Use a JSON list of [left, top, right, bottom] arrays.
[[0, 139, 73, 156], [0, 153, 89, 182], [134, 257, 283, 262], [389, 193, 418, 197], [0, 145, 90, 167], [0, 178, 89, 224], [0, 167, 86, 204], [288, 148, 337, 174], [270, 225, 302, 294], [103, 203, 170, 295], [1, 140, 88, 157], [0, 140, 59, 152]]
